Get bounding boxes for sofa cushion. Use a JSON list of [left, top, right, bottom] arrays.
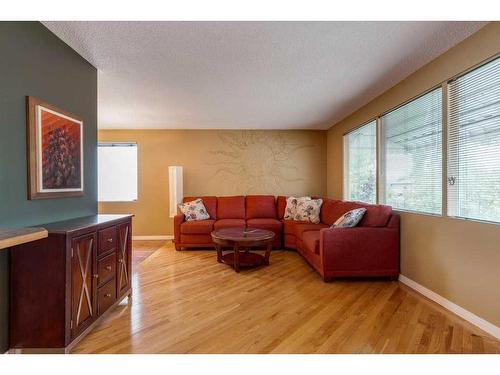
[[276, 196, 287, 219], [328, 201, 392, 227], [246, 195, 277, 219], [302, 230, 321, 255], [217, 196, 246, 219], [332, 208, 367, 228], [282, 220, 321, 236], [180, 219, 215, 235], [293, 222, 329, 239], [320, 198, 343, 226], [183, 196, 217, 219], [178, 198, 210, 221], [247, 218, 282, 233], [284, 196, 311, 220], [359, 203, 392, 227], [283, 220, 305, 236], [214, 219, 246, 230], [294, 198, 323, 224]]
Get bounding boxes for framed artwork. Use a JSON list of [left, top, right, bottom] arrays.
[[26, 96, 84, 199]]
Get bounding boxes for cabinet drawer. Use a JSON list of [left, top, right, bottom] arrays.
[[98, 226, 117, 256], [97, 279, 116, 316], [97, 252, 116, 287]]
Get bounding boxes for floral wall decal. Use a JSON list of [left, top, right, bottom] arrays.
[[207, 131, 316, 194]]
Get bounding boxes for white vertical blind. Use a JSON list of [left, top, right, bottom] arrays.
[[98, 143, 138, 202], [448, 56, 500, 223], [344, 121, 377, 203], [381, 88, 442, 214]]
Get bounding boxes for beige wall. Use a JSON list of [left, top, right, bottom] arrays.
[[99, 129, 326, 236], [327, 22, 500, 326]]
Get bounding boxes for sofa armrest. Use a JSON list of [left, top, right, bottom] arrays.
[[173, 214, 185, 243], [319, 220, 400, 273]]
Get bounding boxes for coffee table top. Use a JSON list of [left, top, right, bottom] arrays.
[[211, 227, 275, 242]]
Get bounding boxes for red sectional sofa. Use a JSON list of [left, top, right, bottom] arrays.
[[173, 195, 400, 281]]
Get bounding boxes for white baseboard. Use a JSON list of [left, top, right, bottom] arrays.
[[398, 274, 500, 340], [132, 235, 174, 241]]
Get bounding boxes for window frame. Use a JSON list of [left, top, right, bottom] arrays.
[[340, 52, 500, 226], [98, 141, 139, 203]]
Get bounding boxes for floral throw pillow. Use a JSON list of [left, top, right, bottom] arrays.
[[294, 198, 323, 224], [178, 199, 210, 221], [284, 196, 311, 220], [331, 208, 366, 228]]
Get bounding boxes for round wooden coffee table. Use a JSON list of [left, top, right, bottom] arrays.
[[211, 228, 275, 273]]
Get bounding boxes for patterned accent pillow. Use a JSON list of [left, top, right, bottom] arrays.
[[284, 196, 311, 220], [331, 208, 367, 228], [178, 198, 210, 221], [294, 198, 323, 224]]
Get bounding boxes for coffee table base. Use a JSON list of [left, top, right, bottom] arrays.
[[220, 251, 268, 268], [216, 244, 272, 273]]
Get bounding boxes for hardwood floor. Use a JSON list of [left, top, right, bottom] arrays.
[[72, 241, 500, 354], [132, 240, 167, 269]]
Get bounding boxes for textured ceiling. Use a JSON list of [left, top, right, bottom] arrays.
[[43, 21, 486, 130]]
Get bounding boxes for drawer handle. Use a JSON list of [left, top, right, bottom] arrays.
[[105, 265, 112, 271], [93, 274, 99, 279], [105, 293, 111, 298], [106, 238, 113, 243], [118, 259, 123, 263]]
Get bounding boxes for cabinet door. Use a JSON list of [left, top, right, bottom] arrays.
[[117, 222, 132, 298], [71, 233, 97, 338]]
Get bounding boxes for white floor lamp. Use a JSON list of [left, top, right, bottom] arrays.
[[169, 166, 183, 218]]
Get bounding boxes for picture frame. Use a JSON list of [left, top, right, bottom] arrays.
[[26, 96, 84, 200]]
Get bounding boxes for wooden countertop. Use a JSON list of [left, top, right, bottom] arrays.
[[0, 227, 48, 250]]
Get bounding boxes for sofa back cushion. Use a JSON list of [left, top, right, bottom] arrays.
[[276, 196, 287, 219], [217, 196, 246, 219], [183, 196, 217, 219], [246, 195, 277, 219], [359, 203, 392, 227], [320, 198, 343, 225], [324, 200, 392, 227]]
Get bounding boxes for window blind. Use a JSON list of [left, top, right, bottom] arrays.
[[448, 56, 500, 223], [344, 121, 377, 203], [381, 88, 442, 214], [98, 142, 138, 202]]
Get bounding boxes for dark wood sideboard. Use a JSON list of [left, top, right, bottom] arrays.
[[9, 214, 133, 353]]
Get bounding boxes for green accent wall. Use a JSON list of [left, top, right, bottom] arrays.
[[0, 22, 97, 352]]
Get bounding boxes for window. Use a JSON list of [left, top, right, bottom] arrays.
[[380, 88, 442, 214], [98, 142, 138, 202], [344, 120, 377, 203], [448, 57, 500, 223]]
